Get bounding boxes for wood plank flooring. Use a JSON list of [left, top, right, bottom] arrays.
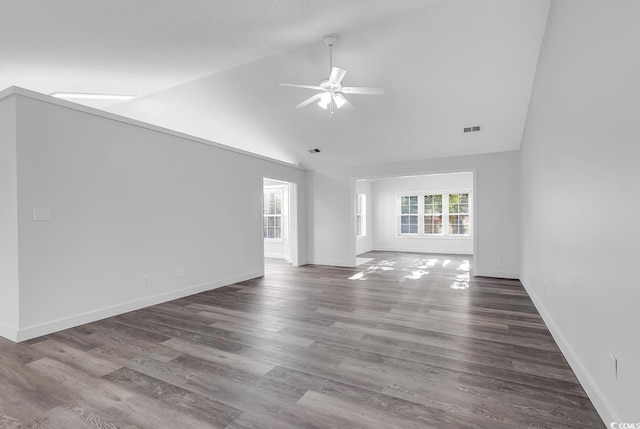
[[0, 252, 604, 428]]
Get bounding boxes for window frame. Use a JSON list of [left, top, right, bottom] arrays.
[[356, 192, 367, 238], [399, 195, 420, 235], [423, 194, 444, 235], [263, 187, 284, 242], [448, 192, 470, 236], [396, 190, 472, 238]]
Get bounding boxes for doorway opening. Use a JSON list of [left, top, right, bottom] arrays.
[[263, 178, 298, 272]]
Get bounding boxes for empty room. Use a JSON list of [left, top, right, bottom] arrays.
[[0, 0, 638, 427]]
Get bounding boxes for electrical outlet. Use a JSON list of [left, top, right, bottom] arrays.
[[610, 354, 618, 380], [177, 267, 185, 278], [497, 255, 503, 262], [143, 274, 150, 285], [33, 208, 52, 221]]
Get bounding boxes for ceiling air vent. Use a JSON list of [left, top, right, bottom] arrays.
[[464, 125, 482, 133], [308, 148, 321, 153]]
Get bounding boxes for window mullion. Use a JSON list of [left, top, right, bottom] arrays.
[[419, 194, 424, 235], [443, 193, 450, 236]]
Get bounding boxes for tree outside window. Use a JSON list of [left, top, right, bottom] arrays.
[[398, 192, 470, 236], [448, 193, 469, 235], [424, 195, 443, 234]]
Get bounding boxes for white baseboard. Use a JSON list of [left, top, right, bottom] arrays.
[[309, 258, 353, 268], [372, 247, 473, 256], [355, 250, 373, 257], [356, 243, 373, 256], [264, 253, 293, 263], [0, 321, 18, 342], [264, 253, 293, 264], [264, 252, 284, 259], [311, 250, 475, 269], [474, 270, 519, 279], [14, 271, 262, 343], [520, 276, 617, 425]]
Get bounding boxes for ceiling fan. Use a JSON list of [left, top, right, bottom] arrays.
[[279, 35, 385, 116]]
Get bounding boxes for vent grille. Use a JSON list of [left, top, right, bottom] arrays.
[[464, 125, 482, 133], [308, 148, 321, 153]]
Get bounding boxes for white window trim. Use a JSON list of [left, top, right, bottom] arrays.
[[396, 189, 472, 238], [398, 195, 420, 236], [424, 194, 445, 236], [263, 186, 284, 242], [356, 192, 367, 238]]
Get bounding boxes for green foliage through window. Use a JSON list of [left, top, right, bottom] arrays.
[[399, 192, 470, 236], [448, 193, 469, 235]]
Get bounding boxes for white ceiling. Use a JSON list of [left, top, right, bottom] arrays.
[[2, 0, 550, 169], [0, 0, 430, 104]]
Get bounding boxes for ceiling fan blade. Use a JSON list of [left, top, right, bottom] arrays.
[[279, 83, 324, 91], [295, 93, 322, 109], [341, 86, 385, 95], [329, 67, 347, 85]]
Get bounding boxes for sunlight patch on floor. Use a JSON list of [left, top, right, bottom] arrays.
[[348, 256, 470, 283], [457, 260, 470, 271], [403, 270, 430, 280], [349, 263, 395, 281], [349, 271, 366, 280], [451, 272, 470, 289]]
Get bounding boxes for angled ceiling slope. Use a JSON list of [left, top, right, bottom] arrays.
[[0, 0, 429, 109], [110, 0, 550, 169]]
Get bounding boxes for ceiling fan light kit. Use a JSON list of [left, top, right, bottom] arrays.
[[279, 35, 384, 116]]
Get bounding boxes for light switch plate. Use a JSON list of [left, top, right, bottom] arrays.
[[33, 208, 52, 221]]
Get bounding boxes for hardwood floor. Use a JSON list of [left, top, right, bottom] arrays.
[[0, 252, 604, 428]]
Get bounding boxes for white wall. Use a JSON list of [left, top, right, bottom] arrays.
[[355, 180, 373, 255], [309, 151, 519, 277], [0, 93, 19, 340], [306, 169, 354, 267], [264, 241, 285, 259], [4, 88, 306, 341], [371, 172, 473, 255], [520, 1, 640, 423]]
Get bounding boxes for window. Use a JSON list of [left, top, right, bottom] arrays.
[[398, 192, 470, 236], [424, 194, 443, 234], [448, 193, 469, 235], [356, 193, 366, 237], [400, 195, 419, 234], [263, 188, 282, 240]]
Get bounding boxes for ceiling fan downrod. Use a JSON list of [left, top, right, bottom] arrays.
[[325, 35, 337, 116], [324, 35, 337, 75]]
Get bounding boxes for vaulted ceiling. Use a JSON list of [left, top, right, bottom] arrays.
[[1, 0, 431, 104], [2, 0, 550, 169]]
